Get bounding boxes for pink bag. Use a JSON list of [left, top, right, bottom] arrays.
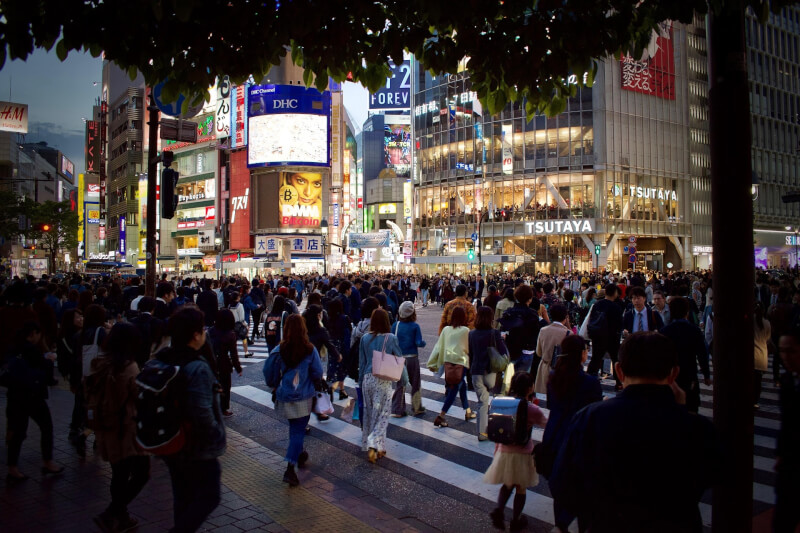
[[371, 334, 405, 382]]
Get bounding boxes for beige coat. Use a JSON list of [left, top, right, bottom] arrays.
[[534, 321, 572, 394], [754, 318, 771, 372], [91, 359, 146, 464]]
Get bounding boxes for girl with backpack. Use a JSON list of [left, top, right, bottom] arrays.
[[263, 296, 289, 352], [207, 310, 242, 418], [272, 314, 324, 486], [228, 292, 250, 357], [484, 371, 548, 532], [88, 323, 150, 533]]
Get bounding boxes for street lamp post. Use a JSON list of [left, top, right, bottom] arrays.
[[215, 236, 222, 280], [321, 219, 328, 275]]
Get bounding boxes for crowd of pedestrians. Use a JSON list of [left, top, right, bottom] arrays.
[[0, 266, 798, 532]]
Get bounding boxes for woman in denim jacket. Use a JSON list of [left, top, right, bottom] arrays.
[[272, 314, 324, 486]]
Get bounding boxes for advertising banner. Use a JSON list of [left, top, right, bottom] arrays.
[[384, 123, 411, 177], [349, 231, 391, 249], [501, 124, 513, 175], [87, 207, 101, 224], [230, 83, 248, 148], [403, 181, 412, 222], [333, 203, 340, 227], [278, 171, 323, 228], [60, 155, 74, 182], [228, 151, 251, 249], [198, 229, 215, 250], [163, 114, 215, 151], [369, 61, 411, 110], [216, 76, 231, 139], [621, 21, 676, 100], [255, 234, 322, 256], [78, 174, 85, 255], [0, 101, 28, 133], [119, 215, 126, 256], [85, 120, 101, 173], [247, 84, 331, 167]]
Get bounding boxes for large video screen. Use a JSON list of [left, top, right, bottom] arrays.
[[384, 123, 411, 177], [248, 114, 328, 167]]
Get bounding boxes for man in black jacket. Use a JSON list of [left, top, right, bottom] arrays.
[[196, 281, 219, 328], [499, 284, 541, 374], [622, 286, 664, 334], [660, 296, 711, 413], [550, 332, 719, 533], [248, 279, 267, 341], [587, 284, 624, 389]]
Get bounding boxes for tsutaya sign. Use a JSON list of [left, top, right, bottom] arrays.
[[613, 185, 678, 202], [525, 219, 596, 235]]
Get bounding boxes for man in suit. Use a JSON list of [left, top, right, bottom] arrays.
[[775, 327, 800, 532], [473, 274, 485, 306], [755, 274, 771, 309], [197, 281, 220, 327], [550, 332, 720, 532], [587, 284, 625, 390], [622, 286, 664, 335]]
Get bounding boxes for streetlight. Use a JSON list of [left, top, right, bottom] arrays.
[[215, 236, 222, 280], [321, 219, 328, 275]]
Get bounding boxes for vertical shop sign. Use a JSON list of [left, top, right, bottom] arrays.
[[501, 124, 513, 175]]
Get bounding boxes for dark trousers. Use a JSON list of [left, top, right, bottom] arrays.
[[70, 382, 85, 433], [6, 396, 54, 467], [218, 371, 232, 412], [165, 456, 221, 533], [681, 380, 701, 414], [392, 356, 421, 415], [754, 370, 764, 405], [251, 308, 264, 338], [587, 337, 620, 386], [773, 355, 782, 385], [286, 416, 310, 465], [109, 455, 151, 517]]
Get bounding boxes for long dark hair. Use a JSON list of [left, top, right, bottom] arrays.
[[103, 322, 141, 372], [303, 304, 323, 334], [548, 335, 587, 398], [280, 314, 314, 368], [271, 295, 286, 315]]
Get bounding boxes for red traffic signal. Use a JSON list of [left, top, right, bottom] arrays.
[[42, 224, 51, 232], [34, 223, 51, 232]]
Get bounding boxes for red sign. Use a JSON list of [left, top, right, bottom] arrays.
[[205, 206, 216, 220], [99, 224, 106, 240], [177, 220, 206, 229], [222, 251, 254, 263], [88, 184, 100, 194], [228, 150, 251, 250], [620, 22, 675, 100], [357, 197, 363, 209], [202, 257, 217, 266], [85, 120, 100, 173], [234, 85, 246, 147]]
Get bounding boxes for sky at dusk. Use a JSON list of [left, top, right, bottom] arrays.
[[0, 49, 371, 179]]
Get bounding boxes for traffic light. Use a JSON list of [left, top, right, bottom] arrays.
[[467, 243, 475, 261], [161, 168, 179, 219], [595, 244, 601, 256], [35, 222, 51, 232]]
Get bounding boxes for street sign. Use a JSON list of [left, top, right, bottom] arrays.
[[153, 82, 203, 118], [471, 232, 478, 242], [628, 246, 637, 254], [629, 236, 637, 243], [623, 246, 629, 253], [146, 252, 152, 259], [629, 254, 637, 263]]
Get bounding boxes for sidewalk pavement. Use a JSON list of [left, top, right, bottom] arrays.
[[0, 385, 425, 533]]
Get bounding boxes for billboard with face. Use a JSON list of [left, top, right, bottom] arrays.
[[279, 171, 323, 228]]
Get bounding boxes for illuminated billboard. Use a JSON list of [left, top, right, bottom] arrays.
[[384, 123, 411, 178], [247, 84, 331, 168], [279, 171, 323, 228], [620, 21, 676, 100]]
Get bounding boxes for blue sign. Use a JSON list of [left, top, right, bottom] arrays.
[[153, 81, 203, 118], [119, 215, 126, 256], [349, 231, 391, 249], [246, 84, 331, 168], [333, 203, 340, 227], [471, 232, 478, 242], [369, 60, 411, 110]]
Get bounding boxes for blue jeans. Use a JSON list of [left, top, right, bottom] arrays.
[[286, 415, 310, 465], [421, 289, 429, 305], [442, 369, 469, 413]]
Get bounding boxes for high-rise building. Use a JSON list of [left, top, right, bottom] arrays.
[[412, 23, 696, 274], [747, 7, 800, 268]]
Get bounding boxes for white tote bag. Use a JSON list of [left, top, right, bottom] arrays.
[[579, 305, 593, 340], [371, 334, 405, 382], [82, 327, 103, 376]]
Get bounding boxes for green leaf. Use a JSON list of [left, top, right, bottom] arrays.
[[314, 73, 329, 92], [127, 65, 138, 81], [303, 68, 314, 88], [55, 40, 67, 62]]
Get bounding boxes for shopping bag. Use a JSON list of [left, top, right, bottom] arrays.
[[341, 398, 356, 423], [502, 361, 515, 395], [313, 391, 334, 415]]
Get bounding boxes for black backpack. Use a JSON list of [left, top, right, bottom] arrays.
[[135, 358, 186, 455], [587, 307, 609, 339], [487, 397, 531, 445]]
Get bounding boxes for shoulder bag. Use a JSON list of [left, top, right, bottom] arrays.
[[488, 330, 509, 374], [371, 334, 405, 382], [82, 327, 103, 377]]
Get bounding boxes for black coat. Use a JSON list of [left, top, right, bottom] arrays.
[[622, 307, 664, 333], [196, 289, 219, 326], [550, 384, 720, 533]]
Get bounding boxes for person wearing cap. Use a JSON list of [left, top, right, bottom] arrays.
[[277, 286, 299, 315], [391, 301, 427, 417]]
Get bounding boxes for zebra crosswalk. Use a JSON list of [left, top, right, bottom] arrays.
[[231, 322, 780, 530]]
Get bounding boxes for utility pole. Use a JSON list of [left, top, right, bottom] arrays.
[[145, 96, 159, 297], [708, 3, 754, 531]]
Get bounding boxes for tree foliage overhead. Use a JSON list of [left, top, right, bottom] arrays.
[[0, 0, 794, 117]]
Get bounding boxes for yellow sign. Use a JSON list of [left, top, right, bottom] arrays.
[[87, 210, 100, 222], [378, 203, 397, 214], [279, 172, 323, 228]]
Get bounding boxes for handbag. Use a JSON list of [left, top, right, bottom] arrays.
[[371, 334, 405, 382], [444, 362, 464, 386], [578, 305, 593, 339], [234, 321, 248, 340], [312, 391, 334, 415], [487, 330, 509, 374]]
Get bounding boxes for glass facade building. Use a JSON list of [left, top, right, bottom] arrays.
[[411, 23, 697, 274]]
